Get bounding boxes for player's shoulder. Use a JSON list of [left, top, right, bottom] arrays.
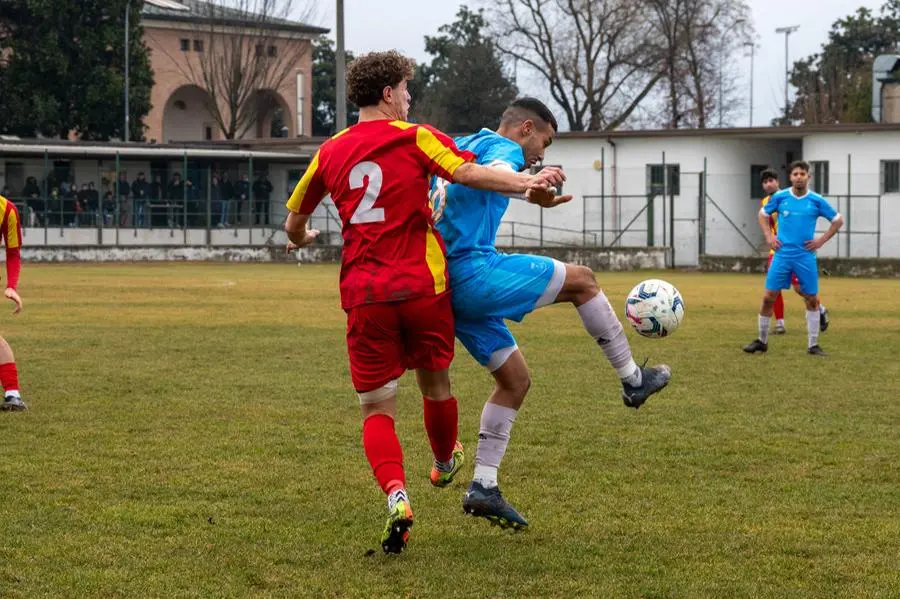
[[459, 129, 524, 165], [808, 190, 828, 202]]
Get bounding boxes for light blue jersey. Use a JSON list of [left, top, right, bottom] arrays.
[[763, 188, 838, 258], [430, 129, 566, 368], [432, 129, 526, 284], [763, 187, 838, 295]]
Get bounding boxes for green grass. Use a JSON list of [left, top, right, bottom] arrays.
[[0, 263, 897, 598]]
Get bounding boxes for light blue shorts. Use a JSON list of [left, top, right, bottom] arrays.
[[765, 251, 819, 295], [451, 253, 566, 369]]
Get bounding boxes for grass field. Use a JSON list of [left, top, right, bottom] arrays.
[[0, 263, 897, 598]]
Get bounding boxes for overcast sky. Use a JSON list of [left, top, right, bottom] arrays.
[[309, 0, 886, 128]]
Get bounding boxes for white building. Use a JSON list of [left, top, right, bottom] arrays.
[[514, 123, 900, 265]]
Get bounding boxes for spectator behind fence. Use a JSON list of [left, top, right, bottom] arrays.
[[22, 177, 41, 227], [102, 190, 116, 226], [78, 184, 91, 226], [117, 172, 130, 226], [167, 173, 184, 228], [211, 175, 227, 227], [234, 173, 249, 226], [132, 172, 149, 228], [87, 182, 100, 224], [253, 173, 273, 226]]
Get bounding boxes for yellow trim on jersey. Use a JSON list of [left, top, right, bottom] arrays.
[[286, 150, 321, 213], [6, 203, 19, 249], [424, 225, 447, 295], [415, 126, 466, 177], [388, 120, 416, 130]]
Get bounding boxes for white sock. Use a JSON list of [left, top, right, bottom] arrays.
[[819, 304, 826, 314], [806, 310, 820, 348], [576, 292, 640, 385], [4, 390, 20, 399], [758, 315, 770, 344], [473, 403, 518, 489], [776, 319, 785, 328], [387, 488, 409, 511]]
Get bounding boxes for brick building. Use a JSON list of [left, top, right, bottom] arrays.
[[141, 0, 327, 143]]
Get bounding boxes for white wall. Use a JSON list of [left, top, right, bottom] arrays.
[[543, 134, 801, 263], [802, 131, 900, 258]]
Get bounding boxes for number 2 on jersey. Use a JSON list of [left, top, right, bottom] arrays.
[[349, 161, 385, 224]]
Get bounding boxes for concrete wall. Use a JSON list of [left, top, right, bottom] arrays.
[[11, 243, 668, 270]]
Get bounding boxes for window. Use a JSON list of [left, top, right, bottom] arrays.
[[883, 160, 900, 193], [810, 160, 829, 194], [267, 45, 277, 57], [750, 165, 769, 199], [204, 125, 213, 141], [255, 44, 264, 57], [646, 164, 680, 196], [179, 38, 189, 51], [193, 39, 204, 52]]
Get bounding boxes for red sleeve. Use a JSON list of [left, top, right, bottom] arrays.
[[1, 202, 21, 289], [5, 247, 20, 290], [412, 125, 475, 180], [286, 147, 328, 215]]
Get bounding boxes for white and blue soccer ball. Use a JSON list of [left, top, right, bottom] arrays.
[[624, 279, 685, 338]]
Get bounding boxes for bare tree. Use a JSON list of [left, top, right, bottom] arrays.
[[646, 0, 752, 128], [150, 0, 317, 139], [485, 0, 665, 131]]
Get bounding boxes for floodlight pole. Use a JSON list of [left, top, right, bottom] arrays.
[[775, 25, 799, 124], [125, 0, 130, 142], [335, 0, 347, 131]]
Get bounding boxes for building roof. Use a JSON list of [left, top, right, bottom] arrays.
[[141, 0, 329, 35], [0, 138, 312, 160], [557, 122, 900, 140]]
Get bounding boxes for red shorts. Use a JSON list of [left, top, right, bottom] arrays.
[[766, 253, 799, 286], [345, 293, 455, 393]]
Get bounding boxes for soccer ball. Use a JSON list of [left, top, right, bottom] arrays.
[[624, 279, 685, 338]]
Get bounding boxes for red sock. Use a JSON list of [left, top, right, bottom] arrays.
[[0, 362, 19, 394], [362, 414, 405, 494], [774, 292, 785, 320], [423, 396, 458, 463]]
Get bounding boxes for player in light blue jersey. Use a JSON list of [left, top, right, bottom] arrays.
[[431, 98, 672, 529], [744, 160, 844, 356]]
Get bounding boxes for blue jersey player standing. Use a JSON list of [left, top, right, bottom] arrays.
[[431, 98, 672, 529], [743, 160, 844, 356]]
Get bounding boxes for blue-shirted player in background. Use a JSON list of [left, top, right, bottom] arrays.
[[431, 98, 672, 529], [743, 160, 844, 356]]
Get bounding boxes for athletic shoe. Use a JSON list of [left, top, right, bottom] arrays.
[[621, 363, 671, 409], [742, 339, 768, 354], [430, 441, 465, 488], [1, 395, 27, 411], [462, 481, 528, 530], [381, 500, 414, 554]]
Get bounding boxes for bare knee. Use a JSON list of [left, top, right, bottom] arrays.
[[570, 265, 599, 304], [803, 295, 819, 311], [498, 373, 531, 403]]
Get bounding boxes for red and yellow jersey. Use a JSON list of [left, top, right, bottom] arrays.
[[760, 194, 778, 255], [286, 120, 475, 310], [0, 195, 22, 289]]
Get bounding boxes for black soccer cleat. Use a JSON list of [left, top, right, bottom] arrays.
[[621, 363, 671, 409], [743, 339, 768, 353], [1, 395, 27, 411], [819, 308, 829, 332], [462, 481, 528, 530], [807, 345, 827, 356]]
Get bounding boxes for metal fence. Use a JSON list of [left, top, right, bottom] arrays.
[[4, 153, 302, 247], [5, 149, 896, 263]]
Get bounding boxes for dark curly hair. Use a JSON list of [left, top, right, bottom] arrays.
[[346, 50, 416, 108]]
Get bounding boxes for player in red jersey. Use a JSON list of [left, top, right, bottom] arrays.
[[758, 168, 828, 336], [0, 195, 25, 411], [284, 50, 565, 554]]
